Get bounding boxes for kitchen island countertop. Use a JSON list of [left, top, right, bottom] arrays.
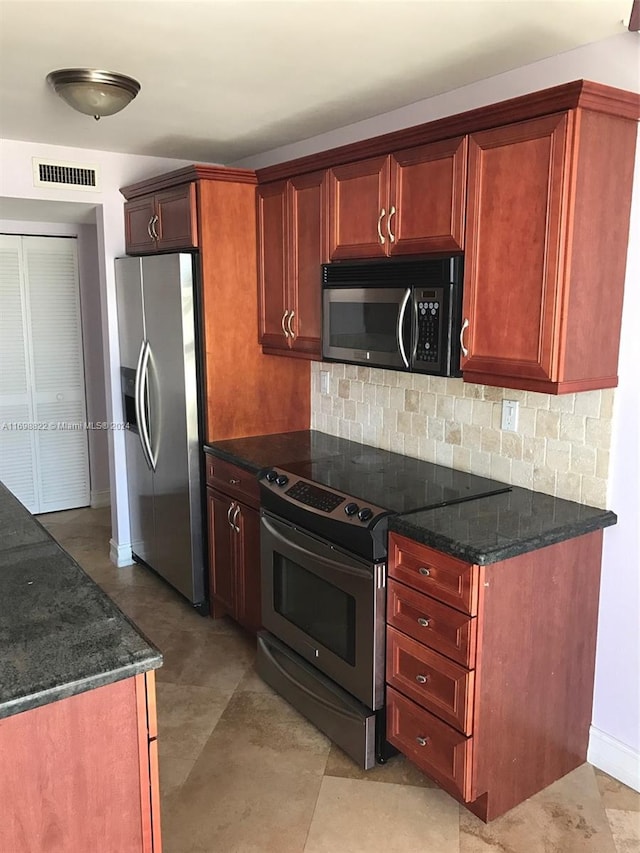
[[0, 484, 162, 720]]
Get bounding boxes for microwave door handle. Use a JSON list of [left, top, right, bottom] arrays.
[[397, 288, 411, 368]]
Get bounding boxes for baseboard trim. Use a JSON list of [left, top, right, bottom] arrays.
[[588, 725, 640, 792], [90, 489, 111, 509], [109, 538, 134, 568]]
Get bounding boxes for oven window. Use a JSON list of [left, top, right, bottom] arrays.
[[273, 555, 356, 665], [329, 301, 399, 353]]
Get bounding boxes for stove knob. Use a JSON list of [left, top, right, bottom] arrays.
[[265, 470, 278, 483], [275, 474, 289, 487], [344, 502, 359, 516], [358, 507, 373, 523]]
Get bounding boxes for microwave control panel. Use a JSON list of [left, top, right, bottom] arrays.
[[414, 286, 445, 369]]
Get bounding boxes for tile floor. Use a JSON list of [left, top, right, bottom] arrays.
[[40, 506, 640, 853]]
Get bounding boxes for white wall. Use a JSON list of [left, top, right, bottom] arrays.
[[236, 32, 640, 789], [0, 141, 192, 562], [0, 218, 110, 504]]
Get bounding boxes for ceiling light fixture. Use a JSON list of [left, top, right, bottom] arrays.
[[46, 68, 140, 121]]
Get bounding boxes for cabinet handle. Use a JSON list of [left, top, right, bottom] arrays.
[[229, 478, 240, 485], [281, 310, 290, 338], [232, 505, 241, 533], [150, 215, 160, 240], [417, 617, 430, 628], [377, 208, 386, 245], [460, 318, 469, 357], [287, 310, 295, 339], [416, 674, 429, 684], [418, 567, 430, 577], [227, 502, 236, 529], [416, 736, 430, 747], [147, 217, 155, 241], [387, 206, 396, 243]]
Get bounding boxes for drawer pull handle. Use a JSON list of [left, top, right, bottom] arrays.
[[417, 617, 430, 628], [418, 567, 430, 576], [415, 674, 429, 684], [229, 478, 240, 485], [416, 736, 430, 747]]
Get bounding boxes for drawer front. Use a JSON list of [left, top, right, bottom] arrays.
[[205, 456, 259, 507], [386, 626, 474, 734], [389, 533, 478, 615], [387, 686, 474, 802], [387, 579, 477, 667]]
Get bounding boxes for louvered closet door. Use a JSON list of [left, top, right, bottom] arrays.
[[0, 236, 90, 513], [0, 236, 38, 509]]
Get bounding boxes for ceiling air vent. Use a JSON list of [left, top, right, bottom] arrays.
[[32, 158, 100, 192]]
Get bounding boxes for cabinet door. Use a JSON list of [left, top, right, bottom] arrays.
[[207, 489, 236, 618], [389, 137, 467, 255], [461, 114, 568, 384], [234, 502, 262, 634], [155, 184, 198, 251], [288, 171, 328, 358], [124, 197, 156, 254], [329, 157, 390, 259], [257, 181, 290, 352]]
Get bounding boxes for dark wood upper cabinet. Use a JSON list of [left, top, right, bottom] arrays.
[[329, 157, 389, 259], [328, 139, 466, 260], [124, 182, 198, 254], [257, 181, 289, 353], [389, 137, 466, 255], [462, 108, 637, 393], [258, 170, 327, 359]]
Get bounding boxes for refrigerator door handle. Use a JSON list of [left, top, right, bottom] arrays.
[[134, 340, 153, 471], [138, 340, 157, 472]]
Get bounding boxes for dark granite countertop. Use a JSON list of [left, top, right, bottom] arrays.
[[389, 486, 617, 565], [204, 430, 343, 474], [0, 484, 162, 720], [205, 431, 616, 565]]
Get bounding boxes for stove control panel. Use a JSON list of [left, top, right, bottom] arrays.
[[260, 468, 385, 527]]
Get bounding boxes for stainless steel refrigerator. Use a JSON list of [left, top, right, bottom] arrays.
[[115, 254, 205, 609]]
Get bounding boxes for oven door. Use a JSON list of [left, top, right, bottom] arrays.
[[261, 510, 385, 710], [322, 287, 412, 369]]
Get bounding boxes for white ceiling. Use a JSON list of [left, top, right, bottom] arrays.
[[0, 0, 633, 164]]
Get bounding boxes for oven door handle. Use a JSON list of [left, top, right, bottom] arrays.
[[259, 636, 369, 723], [261, 514, 373, 581]]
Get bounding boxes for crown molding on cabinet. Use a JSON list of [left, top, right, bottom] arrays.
[[256, 80, 640, 184], [120, 164, 257, 200]]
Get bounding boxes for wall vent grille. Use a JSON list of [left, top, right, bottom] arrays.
[[32, 158, 101, 192]]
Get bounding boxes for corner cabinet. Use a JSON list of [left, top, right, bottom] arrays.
[[461, 107, 638, 393], [206, 455, 262, 634], [257, 171, 328, 358], [124, 183, 198, 254], [328, 137, 467, 260], [386, 531, 605, 822]]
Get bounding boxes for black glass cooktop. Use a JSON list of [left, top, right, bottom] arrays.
[[284, 443, 511, 515]]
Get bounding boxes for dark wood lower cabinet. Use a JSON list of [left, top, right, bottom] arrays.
[[387, 531, 605, 822], [207, 486, 261, 634], [0, 672, 160, 853]]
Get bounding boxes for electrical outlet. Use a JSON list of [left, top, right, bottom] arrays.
[[320, 370, 330, 395], [501, 399, 519, 432]]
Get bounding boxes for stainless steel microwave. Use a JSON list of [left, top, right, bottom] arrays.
[[322, 258, 463, 376]]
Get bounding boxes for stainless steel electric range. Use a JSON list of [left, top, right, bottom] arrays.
[[256, 445, 510, 769]]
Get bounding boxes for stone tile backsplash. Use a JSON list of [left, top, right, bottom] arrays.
[[310, 363, 615, 508]]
